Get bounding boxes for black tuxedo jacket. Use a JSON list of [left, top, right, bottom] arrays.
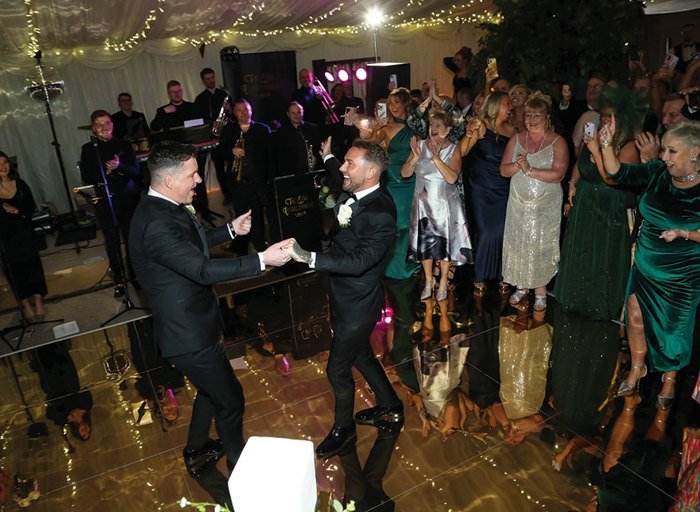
[[217, 120, 272, 185], [128, 194, 261, 357], [274, 120, 321, 176], [315, 157, 397, 327]]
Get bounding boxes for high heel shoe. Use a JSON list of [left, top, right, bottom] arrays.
[[616, 364, 647, 397], [657, 374, 676, 410], [509, 289, 527, 306], [436, 282, 448, 302], [420, 278, 435, 300], [533, 295, 547, 311], [473, 282, 486, 297]]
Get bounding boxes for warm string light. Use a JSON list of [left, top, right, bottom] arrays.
[[24, 0, 40, 57], [104, 0, 166, 52]]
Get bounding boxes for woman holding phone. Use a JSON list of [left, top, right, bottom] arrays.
[[554, 85, 644, 320], [371, 87, 420, 280]]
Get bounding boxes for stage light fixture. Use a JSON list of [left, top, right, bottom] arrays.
[[355, 67, 367, 81], [324, 71, 335, 82], [338, 69, 349, 82]]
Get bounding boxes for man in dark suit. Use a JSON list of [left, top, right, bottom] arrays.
[[284, 138, 404, 460], [128, 141, 290, 474], [111, 92, 150, 142]]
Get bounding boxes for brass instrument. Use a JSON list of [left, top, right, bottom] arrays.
[[231, 130, 245, 182], [211, 94, 230, 138]]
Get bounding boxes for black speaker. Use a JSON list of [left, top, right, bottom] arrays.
[[366, 62, 410, 110], [220, 49, 297, 127]]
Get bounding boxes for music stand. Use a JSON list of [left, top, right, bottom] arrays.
[[84, 139, 149, 327], [0, 237, 63, 352]]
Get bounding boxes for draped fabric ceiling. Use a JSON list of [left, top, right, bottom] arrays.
[[0, 0, 691, 212]]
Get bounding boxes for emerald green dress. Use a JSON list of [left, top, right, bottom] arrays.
[[383, 119, 420, 280], [554, 146, 637, 320], [609, 161, 700, 372]]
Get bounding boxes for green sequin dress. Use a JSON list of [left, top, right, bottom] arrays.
[[554, 146, 637, 320], [383, 119, 420, 280], [609, 161, 700, 372]]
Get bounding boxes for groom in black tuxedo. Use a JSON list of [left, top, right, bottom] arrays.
[[285, 138, 404, 459], [128, 141, 290, 474]]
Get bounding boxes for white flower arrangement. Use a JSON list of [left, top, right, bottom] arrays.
[[337, 203, 353, 227]]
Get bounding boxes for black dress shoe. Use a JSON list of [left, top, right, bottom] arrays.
[[354, 405, 404, 429], [183, 438, 224, 476], [316, 425, 356, 460]]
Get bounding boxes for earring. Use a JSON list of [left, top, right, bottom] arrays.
[[691, 156, 698, 163]]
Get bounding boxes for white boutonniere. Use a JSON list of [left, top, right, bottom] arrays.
[[185, 204, 196, 215], [337, 203, 353, 227]]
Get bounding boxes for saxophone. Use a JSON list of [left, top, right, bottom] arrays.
[[231, 130, 245, 182], [211, 94, 230, 138]]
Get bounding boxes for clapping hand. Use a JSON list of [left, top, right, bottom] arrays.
[[516, 152, 530, 174], [231, 209, 252, 235], [409, 136, 421, 160], [2, 203, 19, 214], [465, 116, 481, 137], [598, 114, 616, 146], [319, 136, 332, 160], [660, 229, 689, 242], [634, 131, 660, 163], [283, 237, 312, 265], [105, 154, 120, 173]]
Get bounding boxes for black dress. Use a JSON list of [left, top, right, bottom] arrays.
[[0, 179, 47, 299]]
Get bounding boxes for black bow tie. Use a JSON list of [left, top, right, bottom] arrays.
[[345, 193, 357, 202]]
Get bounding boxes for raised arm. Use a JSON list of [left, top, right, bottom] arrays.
[[401, 136, 422, 178], [459, 117, 485, 157]]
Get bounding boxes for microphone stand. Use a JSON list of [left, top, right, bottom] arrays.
[[89, 136, 149, 327], [0, 236, 63, 352]]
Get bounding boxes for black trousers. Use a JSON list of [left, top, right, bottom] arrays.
[[326, 320, 401, 428], [168, 340, 245, 471]]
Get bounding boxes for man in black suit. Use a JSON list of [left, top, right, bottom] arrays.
[[128, 141, 290, 474], [194, 68, 229, 126], [284, 138, 404, 460]]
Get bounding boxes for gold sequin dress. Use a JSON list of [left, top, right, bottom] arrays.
[[502, 137, 562, 289]]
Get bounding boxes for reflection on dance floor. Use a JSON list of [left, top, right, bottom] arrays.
[[0, 269, 698, 511]]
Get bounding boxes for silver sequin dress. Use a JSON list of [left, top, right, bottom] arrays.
[[407, 141, 472, 264], [501, 136, 562, 289]]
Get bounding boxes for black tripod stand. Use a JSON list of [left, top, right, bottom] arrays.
[[32, 50, 84, 253], [0, 239, 63, 352], [88, 137, 149, 327]]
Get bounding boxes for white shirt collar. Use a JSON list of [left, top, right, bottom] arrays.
[[148, 186, 179, 205], [354, 183, 380, 201]]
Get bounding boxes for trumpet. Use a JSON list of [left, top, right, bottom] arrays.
[[231, 131, 245, 182], [211, 95, 230, 138]]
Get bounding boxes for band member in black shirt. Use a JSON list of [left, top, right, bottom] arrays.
[[111, 92, 150, 142], [292, 69, 327, 129], [275, 102, 321, 176], [80, 110, 142, 292], [217, 99, 271, 252], [150, 80, 203, 132], [194, 68, 229, 126]]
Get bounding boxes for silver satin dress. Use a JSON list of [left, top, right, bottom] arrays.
[[501, 137, 562, 289]]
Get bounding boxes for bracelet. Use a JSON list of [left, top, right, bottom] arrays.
[[514, 160, 522, 170], [685, 230, 690, 240], [600, 140, 612, 148], [525, 166, 533, 176], [227, 222, 237, 240]]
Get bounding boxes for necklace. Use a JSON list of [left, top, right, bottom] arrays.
[[671, 171, 700, 183], [526, 131, 546, 154]]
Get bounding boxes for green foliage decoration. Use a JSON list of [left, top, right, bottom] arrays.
[[468, 0, 646, 95]]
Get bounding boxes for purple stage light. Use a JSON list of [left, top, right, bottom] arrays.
[[355, 67, 367, 81], [338, 69, 349, 82], [324, 71, 335, 82]]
